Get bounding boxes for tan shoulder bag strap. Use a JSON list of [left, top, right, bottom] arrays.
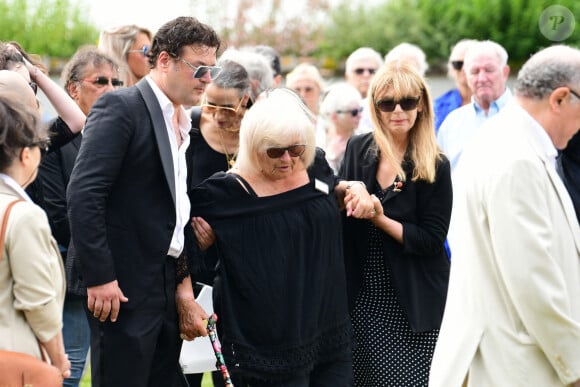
[[0, 199, 24, 255]]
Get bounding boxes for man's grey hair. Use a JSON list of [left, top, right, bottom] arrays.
[[515, 45, 580, 100], [464, 40, 509, 70]]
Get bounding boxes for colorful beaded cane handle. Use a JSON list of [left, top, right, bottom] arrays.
[[207, 314, 234, 387]]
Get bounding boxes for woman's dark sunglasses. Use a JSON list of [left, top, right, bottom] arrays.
[[128, 45, 149, 57], [337, 107, 363, 117], [82, 76, 124, 87], [376, 97, 420, 113], [451, 60, 464, 71], [266, 144, 306, 159], [354, 68, 376, 75]]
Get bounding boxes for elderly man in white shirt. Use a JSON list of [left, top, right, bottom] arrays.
[[437, 40, 512, 171]]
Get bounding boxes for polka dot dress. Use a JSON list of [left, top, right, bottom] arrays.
[[352, 184, 439, 387]]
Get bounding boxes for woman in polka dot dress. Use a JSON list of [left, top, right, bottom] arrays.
[[339, 61, 453, 386]]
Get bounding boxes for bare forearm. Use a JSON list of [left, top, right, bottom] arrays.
[[31, 67, 85, 132], [40, 331, 70, 378], [176, 275, 194, 300], [371, 213, 404, 244], [176, 275, 208, 339]]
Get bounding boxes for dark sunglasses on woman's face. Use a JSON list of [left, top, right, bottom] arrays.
[[266, 144, 306, 159], [83, 76, 124, 87], [451, 60, 464, 71], [128, 45, 149, 57], [376, 96, 420, 113], [354, 68, 376, 75], [336, 107, 363, 117]]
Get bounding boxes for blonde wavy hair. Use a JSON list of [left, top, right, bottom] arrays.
[[369, 61, 441, 183], [98, 25, 152, 86]]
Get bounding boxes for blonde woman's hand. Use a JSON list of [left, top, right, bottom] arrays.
[[345, 183, 375, 219], [368, 194, 383, 221]]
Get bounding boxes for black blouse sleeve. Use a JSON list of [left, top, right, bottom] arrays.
[[47, 116, 80, 152], [401, 156, 453, 256]]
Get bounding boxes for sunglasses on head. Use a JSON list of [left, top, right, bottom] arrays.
[[180, 58, 222, 79], [128, 45, 149, 57], [451, 60, 464, 71], [354, 68, 376, 75], [82, 76, 124, 87], [27, 137, 51, 156], [376, 96, 420, 112], [265, 144, 306, 159], [336, 106, 363, 117]]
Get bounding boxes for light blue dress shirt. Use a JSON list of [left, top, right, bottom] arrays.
[[437, 88, 513, 172]]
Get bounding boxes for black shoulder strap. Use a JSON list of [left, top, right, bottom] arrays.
[[191, 106, 202, 129]]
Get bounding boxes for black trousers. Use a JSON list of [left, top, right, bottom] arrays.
[[86, 257, 182, 387]]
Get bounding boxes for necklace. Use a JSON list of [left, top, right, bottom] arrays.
[[217, 130, 236, 168]]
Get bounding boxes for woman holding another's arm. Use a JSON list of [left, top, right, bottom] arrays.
[[340, 61, 452, 387]]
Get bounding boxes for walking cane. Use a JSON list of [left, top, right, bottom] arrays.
[[207, 314, 234, 387]]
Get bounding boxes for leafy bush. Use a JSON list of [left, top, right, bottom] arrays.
[[0, 0, 98, 58]]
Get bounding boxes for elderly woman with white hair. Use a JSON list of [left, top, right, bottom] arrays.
[[189, 88, 375, 386], [320, 82, 363, 172]]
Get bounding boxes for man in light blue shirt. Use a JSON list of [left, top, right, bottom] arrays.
[[437, 40, 512, 171]]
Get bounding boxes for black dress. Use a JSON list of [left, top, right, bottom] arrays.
[[186, 126, 235, 285], [189, 151, 352, 383], [187, 126, 232, 188], [351, 184, 439, 387]]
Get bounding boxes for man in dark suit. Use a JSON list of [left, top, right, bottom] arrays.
[[66, 17, 221, 387], [40, 47, 121, 387], [558, 131, 580, 222]]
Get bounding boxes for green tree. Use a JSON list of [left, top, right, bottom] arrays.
[[318, 0, 580, 73], [0, 0, 98, 58]]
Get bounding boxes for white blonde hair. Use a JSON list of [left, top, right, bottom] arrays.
[[320, 82, 362, 117], [236, 88, 316, 174]]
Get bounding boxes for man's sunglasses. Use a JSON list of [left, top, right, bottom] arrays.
[[180, 58, 222, 79], [337, 107, 363, 117], [82, 76, 124, 87], [451, 60, 464, 71], [354, 68, 376, 75], [128, 45, 149, 57], [266, 144, 306, 159], [27, 137, 51, 156], [376, 96, 420, 112]]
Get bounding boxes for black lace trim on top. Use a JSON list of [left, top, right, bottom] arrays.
[[223, 319, 353, 382], [175, 252, 189, 284]]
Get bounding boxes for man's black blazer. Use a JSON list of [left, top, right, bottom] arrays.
[[339, 132, 452, 332], [67, 79, 181, 308]]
